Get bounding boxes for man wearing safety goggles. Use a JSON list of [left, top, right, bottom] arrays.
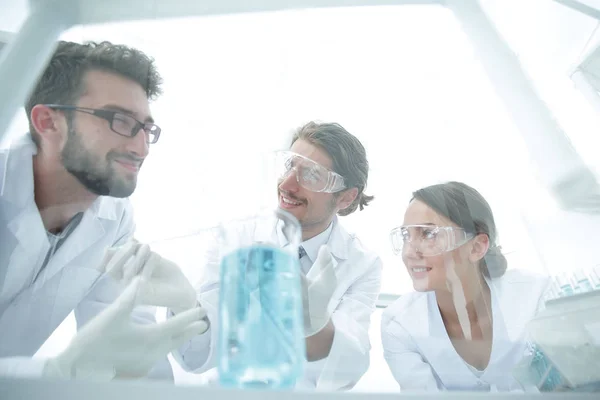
[[162, 122, 381, 389], [269, 121, 383, 390]]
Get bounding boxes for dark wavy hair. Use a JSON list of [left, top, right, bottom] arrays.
[[26, 40, 163, 146], [412, 181, 507, 278]]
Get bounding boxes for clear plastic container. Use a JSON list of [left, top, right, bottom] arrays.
[[217, 209, 305, 389]]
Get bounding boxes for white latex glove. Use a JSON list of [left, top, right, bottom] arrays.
[[43, 277, 208, 380], [301, 245, 338, 337], [99, 240, 198, 314]]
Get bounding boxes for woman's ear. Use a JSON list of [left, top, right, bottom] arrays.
[[468, 233, 490, 263]]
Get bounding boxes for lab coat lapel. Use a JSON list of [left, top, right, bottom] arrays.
[[6, 204, 50, 260], [482, 272, 548, 384], [0, 139, 49, 298], [40, 198, 114, 282], [322, 219, 349, 308], [397, 292, 461, 388], [1, 203, 49, 299], [327, 217, 349, 261], [422, 293, 480, 388]]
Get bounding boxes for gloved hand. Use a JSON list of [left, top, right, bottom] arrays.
[[301, 245, 338, 337], [99, 240, 198, 314], [43, 277, 208, 380]]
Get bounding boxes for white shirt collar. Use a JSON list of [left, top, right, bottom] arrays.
[[300, 221, 333, 263]]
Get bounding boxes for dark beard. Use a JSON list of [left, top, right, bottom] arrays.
[[60, 126, 134, 197]]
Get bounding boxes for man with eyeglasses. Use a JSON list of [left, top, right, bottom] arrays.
[[0, 41, 206, 380], [176, 121, 383, 390]]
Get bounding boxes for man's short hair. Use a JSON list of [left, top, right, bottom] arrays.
[[292, 121, 374, 216], [26, 40, 163, 145]]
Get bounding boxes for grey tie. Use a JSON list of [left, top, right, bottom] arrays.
[[298, 246, 307, 260]]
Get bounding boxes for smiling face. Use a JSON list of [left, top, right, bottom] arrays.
[[277, 139, 340, 238], [58, 70, 152, 197], [401, 199, 490, 292]]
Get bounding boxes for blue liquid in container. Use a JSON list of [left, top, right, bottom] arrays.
[[556, 274, 574, 297], [529, 345, 567, 391], [573, 270, 593, 293], [218, 245, 305, 389]]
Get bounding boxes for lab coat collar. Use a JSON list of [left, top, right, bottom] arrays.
[[276, 215, 349, 260], [327, 217, 350, 260], [5, 199, 114, 285], [89, 196, 120, 221], [482, 271, 550, 385], [413, 270, 549, 389], [425, 290, 488, 388], [300, 221, 333, 263], [2, 135, 120, 283], [2, 133, 118, 221], [2, 136, 46, 256], [0, 134, 36, 206]]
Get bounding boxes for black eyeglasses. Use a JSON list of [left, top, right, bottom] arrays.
[[44, 104, 161, 144]]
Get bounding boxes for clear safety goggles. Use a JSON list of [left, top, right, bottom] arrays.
[[275, 151, 346, 193], [390, 224, 474, 256]]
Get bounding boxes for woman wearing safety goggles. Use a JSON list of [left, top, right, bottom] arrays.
[[381, 181, 549, 392]]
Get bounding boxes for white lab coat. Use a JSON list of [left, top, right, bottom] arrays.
[[173, 217, 382, 390], [381, 269, 549, 392], [0, 136, 171, 379]]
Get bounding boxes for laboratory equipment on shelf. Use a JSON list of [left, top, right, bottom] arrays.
[[524, 282, 600, 392]]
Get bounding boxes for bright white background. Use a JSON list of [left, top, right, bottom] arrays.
[[3, 0, 600, 391]]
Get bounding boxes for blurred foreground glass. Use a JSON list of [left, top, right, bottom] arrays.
[[216, 208, 305, 389], [513, 286, 600, 392]]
